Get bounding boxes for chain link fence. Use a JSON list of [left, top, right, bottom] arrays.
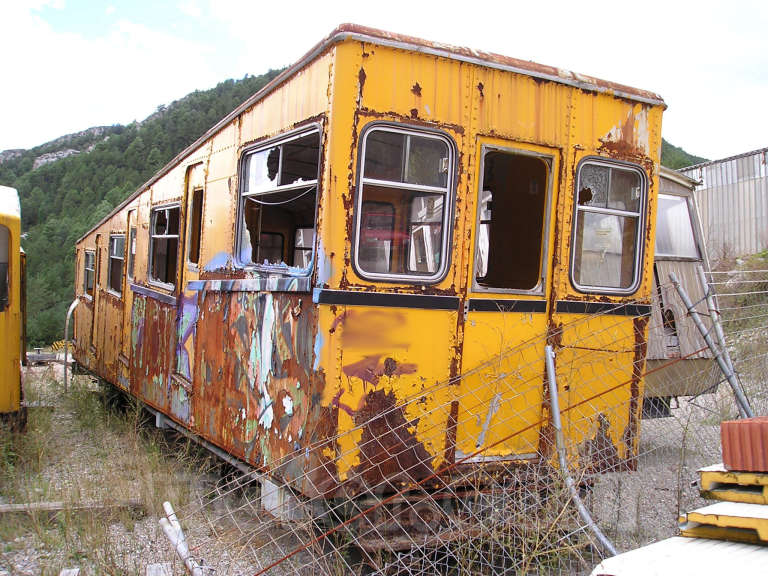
[[156, 267, 768, 575]]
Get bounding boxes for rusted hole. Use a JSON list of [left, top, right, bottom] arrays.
[[411, 82, 422, 96], [383, 357, 397, 376]]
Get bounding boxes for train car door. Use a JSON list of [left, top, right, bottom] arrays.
[[118, 209, 137, 389], [169, 164, 204, 426], [455, 140, 558, 462], [90, 233, 102, 355]]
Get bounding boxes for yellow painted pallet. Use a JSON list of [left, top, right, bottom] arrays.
[[699, 463, 768, 505], [679, 502, 768, 544]]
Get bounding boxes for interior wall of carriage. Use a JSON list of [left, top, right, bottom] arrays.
[[315, 39, 664, 487]]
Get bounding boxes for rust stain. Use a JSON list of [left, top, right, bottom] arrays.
[[622, 315, 649, 470], [477, 82, 484, 98], [342, 354, 417, 388], [352, 389, 434, 490], [583, 412, 621, 473], [328, 310, 347, 334], [357, 66, 367, 102], [410, 108, 419, 118], [411, 82, 421, 96]]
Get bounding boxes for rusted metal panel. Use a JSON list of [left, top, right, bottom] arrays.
[[192, 290, 318, 480], [98, 294, 123, 383], [131, 294, 176, 414]]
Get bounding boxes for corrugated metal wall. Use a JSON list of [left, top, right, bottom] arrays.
[[681, 148, 768, 259]]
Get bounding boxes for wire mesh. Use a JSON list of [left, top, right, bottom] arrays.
[[156, 268, 768, 575]]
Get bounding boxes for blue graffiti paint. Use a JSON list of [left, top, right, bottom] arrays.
[[202, 251, 231, 272], [313, 331, 323, 371]]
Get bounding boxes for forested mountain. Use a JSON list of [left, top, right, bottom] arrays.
[[661, 139, 708, 169], [0, 70, 281, 345], [0, 70, 705, 345]]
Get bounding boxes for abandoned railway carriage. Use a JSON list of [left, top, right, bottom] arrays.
[[73, 25, 665, 500]]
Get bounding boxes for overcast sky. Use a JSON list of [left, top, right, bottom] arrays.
[[2, 0, 766, 161]]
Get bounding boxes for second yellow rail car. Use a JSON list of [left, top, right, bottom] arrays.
[[73, 25, 665, 500]]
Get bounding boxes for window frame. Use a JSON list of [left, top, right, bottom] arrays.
[[654, 192, 701, 261], [148, 203, 181, 290], [352, 122, 457, 284], [186, 187, 204, 269], [235, 124, 322, 274], [83, 249, 96, 299], [0, 224, 10, 312], [471, 145, 554, 295], [569, 157, 648, 295], [127, 225, 137, 280], [107, 234, 126, 296]]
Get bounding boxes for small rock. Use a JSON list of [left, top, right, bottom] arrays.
[[146, 563, 173, 576]]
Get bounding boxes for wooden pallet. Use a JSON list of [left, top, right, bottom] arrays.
[[679, 502, 768, 544], [699, 463, 768, 505]]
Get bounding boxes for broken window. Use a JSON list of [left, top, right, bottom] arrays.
[[150, 206, 180, 287], [474, 150, 549, 291], [187, 188, 204, 266], [355, 126, 454, 281], [655, 194, 699, 259], [238, 129, 320, 272], [108, 235, 125, 295], [572, 160, 646, 292], [84, 250, 95, 298], [0, 225, 9, 311]]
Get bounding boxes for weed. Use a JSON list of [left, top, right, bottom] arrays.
[[0, 368, 216, 574]]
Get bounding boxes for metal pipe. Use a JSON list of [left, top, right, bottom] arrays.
[[545, 345, 618, 557], [159, 503, 204, 576], [695, 265, 748, 418], [63, 298, 79, 393], [696, 265, 734, 374], [669, 272, 753, 418]]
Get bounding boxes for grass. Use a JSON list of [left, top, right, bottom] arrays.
[[0, 366, 217, 575]]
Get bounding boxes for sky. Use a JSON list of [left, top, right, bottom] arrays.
[[1, 0, 767, 161]]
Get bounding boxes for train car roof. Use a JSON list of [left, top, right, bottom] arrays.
[[78, 23, 666, 244], [0, 185, 20, 219], [659, 165, 699, 189]]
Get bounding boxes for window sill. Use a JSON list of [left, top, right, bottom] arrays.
[[187, 275, 312, 293], [131, 283, 177, 306]]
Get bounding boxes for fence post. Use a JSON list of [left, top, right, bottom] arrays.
[[545, 345, 618, 557]]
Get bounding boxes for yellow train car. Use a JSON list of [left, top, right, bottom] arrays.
[[73, 25, 664, 501], [0, 185, 26, 429]]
